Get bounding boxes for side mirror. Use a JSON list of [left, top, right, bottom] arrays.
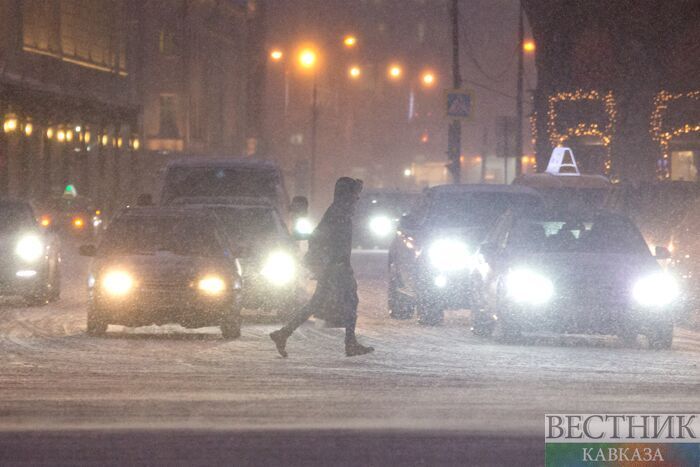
[[399, 214, 418, 231], [290, 196, 309, 217], [655, 246, 671, 260], [79, 244, 97, 257]]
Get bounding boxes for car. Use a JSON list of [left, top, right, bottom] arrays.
[[388, 184, 544, 325], [353, 190, 419, 249], [470, 210, 679, 348], [80, 207, 243, 338], [0, 199, 61, 305], [191, 201, 303, 317], [157, 158, 308, 227], [37, 192, 102, 239]]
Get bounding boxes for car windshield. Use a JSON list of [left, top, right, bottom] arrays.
[[162, 167, 279, 204], [101, 216, 224, 257], [45, 197, 93, 212], [508, 215, 649, 255], [211, 207, 282, 244], [427, 192, 541, 228], [356, 193, 418, 217], [0, 203, 35, 232]]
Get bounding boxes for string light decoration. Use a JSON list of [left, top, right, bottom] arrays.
[[650, 90, 700, 179], [546, 90, 617, 174]]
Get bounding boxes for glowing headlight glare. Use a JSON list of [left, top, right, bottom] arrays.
[[101, 270, 134, 296], [369, 215, 393, 238], [428, 239, 472, 271], [505, 269, 554, 305], [261, 251, 296, 286], [198, 275, 226, 295], [15, 235, 44, 262], [294, 217, 314, 235], [632, 273, 679, 307]]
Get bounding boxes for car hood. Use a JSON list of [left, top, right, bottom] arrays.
[[94, 252, 232, 282], [509, 252, 661, 288]]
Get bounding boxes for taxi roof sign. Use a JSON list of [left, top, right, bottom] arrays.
[[545, 147, 580, 176]]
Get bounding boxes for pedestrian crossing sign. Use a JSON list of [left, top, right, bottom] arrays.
[[445, 89, 473, 120]]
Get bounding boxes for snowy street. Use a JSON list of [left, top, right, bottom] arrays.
[[0, 246, 698, 465]]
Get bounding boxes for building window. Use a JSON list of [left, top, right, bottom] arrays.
[[159, 95, 179, 138], [159, 28, 178, 56], [671, 151, 698, 181]]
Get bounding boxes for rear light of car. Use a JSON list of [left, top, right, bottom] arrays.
[[40, 215, 51, 227]]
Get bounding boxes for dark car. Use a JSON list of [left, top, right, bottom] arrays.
[[0, 199, 61, 305], [201, 202, 302, 317], [470, 210, 679, 348], [353, 190, 419, 249], [38, 194, 102, 239], [80, 207, 243, 338], [388, 184, 544, 325]]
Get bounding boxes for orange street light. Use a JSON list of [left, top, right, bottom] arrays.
[[523, 39, 536, 53], [270, 49, 283, 61], [349, 66, 361, 79], [343, 35, 357, 48], [421, 71, 436, 87], [298, 48, 317, 69], [388, 64, 402, 80]]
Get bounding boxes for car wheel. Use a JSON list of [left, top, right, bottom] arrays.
[[647, 322, 673, 350], [388, 274, 414, 320], [492, 318, 521, 343], [220, 308, 242, 340], [417, 301, 444, 326], [86, 308, 108, 336], [24, 275, 51, 307]]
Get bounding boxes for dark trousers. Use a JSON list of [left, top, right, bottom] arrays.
[[281, 263, 358, 344]]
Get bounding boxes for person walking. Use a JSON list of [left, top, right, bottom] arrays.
[[270, 177, 374, 357]]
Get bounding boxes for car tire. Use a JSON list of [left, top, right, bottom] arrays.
[[647, 322, 673, 350], [492, 318, 521, 343], [388, 276, 414, 320], [417, 301, 444, 326], [220, 309, 242, 340], [86, 308, 108, 336]]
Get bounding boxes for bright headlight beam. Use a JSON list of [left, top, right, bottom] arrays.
[[632, 273, 679, 307], [261, 251, 297, 286], [506, 269, 554, 305], [101, 270, 134, 296], [15, 235, 44, 262], [428, 239, 472, 271], [294, 217, 314, 236], [369, 215, 393, 238], [198, 275, 226, 295]]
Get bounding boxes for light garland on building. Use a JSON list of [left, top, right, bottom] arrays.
[[546, 90, 617, 174], [650, 90, 700, 179]]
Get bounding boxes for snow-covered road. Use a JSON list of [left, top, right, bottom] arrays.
[[0, 246, 698, 464]]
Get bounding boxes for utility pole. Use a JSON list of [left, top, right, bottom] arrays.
[[515, 1, 524, 176], [309, 76, 319, 203], [447, 0, 462, 184]]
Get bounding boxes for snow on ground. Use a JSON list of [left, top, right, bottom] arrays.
[[0, 246, 697, 439]]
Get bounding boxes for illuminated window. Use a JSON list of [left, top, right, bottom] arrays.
[[671, 151, 698, 181], [159, 95, 179, 138]]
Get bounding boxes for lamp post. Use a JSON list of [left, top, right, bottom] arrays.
[[297, 47, 319, 203]]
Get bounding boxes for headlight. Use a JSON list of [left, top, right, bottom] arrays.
[[15, 235, 44, 262], [369, 215, 394, 238], [428, 239, 473, 271], [261, 251, 297, 286], [506, 269, 554, 305], [294, 217, 314, 236], [632, 273, 679, 307], [101, 270, 134, 296], [198, 274, 227, 296]]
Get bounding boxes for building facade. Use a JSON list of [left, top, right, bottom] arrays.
[[524, 0, 700, 182], [0, 0, 262, 211]]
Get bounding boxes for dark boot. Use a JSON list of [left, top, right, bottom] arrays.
[[345, 340, 374, 357], [269, 330, 289, 358]]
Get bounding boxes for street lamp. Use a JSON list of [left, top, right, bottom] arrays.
[[421, 71, 436, 88], [270, 49, 283, 61], [523, 39, 536, 53], [348, 65, 361, 79], [343, 35, 357, 48], [298, 48, 317, 69], [388, 64, 402, 80]]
